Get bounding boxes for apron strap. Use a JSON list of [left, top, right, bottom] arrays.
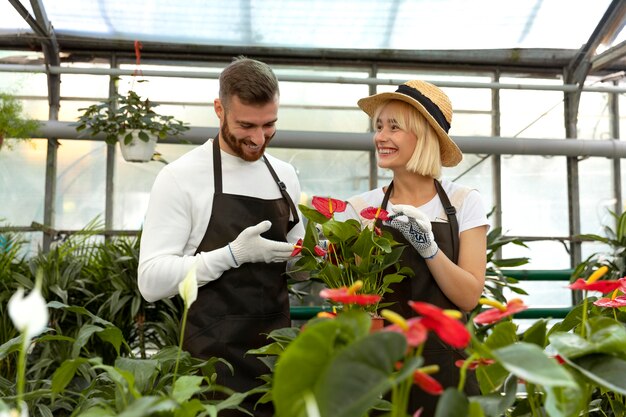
[[434, 179, 459, 264], [262, 156, 300, 230], [212, 135, 223, 194], [380, 179, 460, 263]]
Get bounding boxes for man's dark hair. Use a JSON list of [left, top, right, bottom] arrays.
[[219, 56, 279, 111]]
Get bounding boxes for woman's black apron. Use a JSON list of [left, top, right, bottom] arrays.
[[377, 179, 479, 417], [183, 137, 298, 416]]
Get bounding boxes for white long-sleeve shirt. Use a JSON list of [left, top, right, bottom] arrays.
[[138, 139, 304, 302]]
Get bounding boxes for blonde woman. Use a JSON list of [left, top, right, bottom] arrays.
[[346, 80, 489, 416]]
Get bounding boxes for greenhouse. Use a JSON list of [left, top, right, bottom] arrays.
[[1, 0, 626, 416]]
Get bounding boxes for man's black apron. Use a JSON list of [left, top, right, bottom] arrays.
[[376, 179, 479, 417], [183, 137, 298, 416]]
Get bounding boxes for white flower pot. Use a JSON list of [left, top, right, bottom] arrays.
[[118, 129, 158, 162]]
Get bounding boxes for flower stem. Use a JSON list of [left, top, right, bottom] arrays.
[[16, 333, 28, 413], [580, 291, 588, 339], [173, 306, 189, 381], [457, 352, 478, 392]]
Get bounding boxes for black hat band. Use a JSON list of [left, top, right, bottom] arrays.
[[396, 84, 450, 133]]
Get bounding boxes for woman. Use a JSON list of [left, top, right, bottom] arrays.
[[347, 80, 489, 416]]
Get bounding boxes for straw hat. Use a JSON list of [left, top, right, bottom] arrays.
[[357, 80, 462, 167]]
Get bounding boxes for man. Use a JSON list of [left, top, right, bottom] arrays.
[[138, 57, 304, 416]]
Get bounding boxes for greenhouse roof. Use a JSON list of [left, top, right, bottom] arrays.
[[1, 0, 626, 73]]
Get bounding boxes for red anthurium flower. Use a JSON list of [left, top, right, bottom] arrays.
[[374, 226, 383, 236], [291, 238, 303, 257], [360, 206, 390, 221], [319, 287, 382, 306], [474, 298, 528, 325], [316, 311, 337, 319], [568, 278, 625, 294], [313, 245, 327, 257], [594, 295, 626, 308], [413, 370, 443, 395], [553, 355, 566, 365], [384, 317, 428, 348], [408, 301, 470, 348], [312, 196, 347, 218], [454, 358, 496, 370]]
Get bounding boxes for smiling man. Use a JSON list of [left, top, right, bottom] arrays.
[[138, 57, 304, 417]]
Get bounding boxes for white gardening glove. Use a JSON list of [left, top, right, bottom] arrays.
[[228, 220, 295, 266], [385, 204, 438, 259]]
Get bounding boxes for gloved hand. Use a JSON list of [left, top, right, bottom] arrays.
[[385, 204, 438, 259], [228, 220, 295, 266]]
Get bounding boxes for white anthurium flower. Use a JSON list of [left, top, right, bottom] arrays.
[[178, 262, 198, 309], [8, 286, 49, 340]]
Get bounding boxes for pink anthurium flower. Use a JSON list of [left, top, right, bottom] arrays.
[[408, 301, 470, 348], [474, 298, 528, 325], [312, 196, 347, 218], [594, 294, 626, 308]]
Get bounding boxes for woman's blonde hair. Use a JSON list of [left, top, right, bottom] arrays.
[[373, 100, 442, 178]]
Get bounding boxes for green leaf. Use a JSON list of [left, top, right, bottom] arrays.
[[114, 357, 159, 394], [549, 320, 626, 359], [566, 354, 626, 395], [172, 375, 204, 403], [0, 335, 22, 360], [51, 357, 89, 395], [491, 342, 577, 388], [72, 324, 104, 357], [544, 384, 585, 417], [471, 375, 518, 417], [97, 326, 124, 356], [434, 388, 469, 417], [521, 319, 547, 347]]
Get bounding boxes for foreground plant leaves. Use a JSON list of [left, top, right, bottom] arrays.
[[272, 311, 409, 417], [565, 354, 626, 395]]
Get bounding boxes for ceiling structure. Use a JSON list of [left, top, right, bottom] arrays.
[[1, 0, 626, 77]]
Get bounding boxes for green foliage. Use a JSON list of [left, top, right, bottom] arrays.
[[294, 202, 413, 313], [75, 89, 189, 146], [0, 92, 41, 149]]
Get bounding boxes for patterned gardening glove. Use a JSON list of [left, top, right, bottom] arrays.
[[385, 204, 439, 259]]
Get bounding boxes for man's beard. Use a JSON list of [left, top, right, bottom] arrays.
[[221, 117, 275, 162]]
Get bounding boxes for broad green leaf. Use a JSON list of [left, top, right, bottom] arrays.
[[484, 321, 518, 350], [566, 354, 626, 395], [549, 320, 626, 359], [0, 335, 22, 360], [492, 342, 577, 388], [471, 375, 518, 417], [521, 319, 547, 347], [172, 375, 204, 403], [544, 384, 585, 417], [72, 324, 104, 358], [51, 357, 89, 394], [317, 331, 408, 417], [434, 388, 469, 417], [115, 357, 159, 394], [97, 326, 124, 357]]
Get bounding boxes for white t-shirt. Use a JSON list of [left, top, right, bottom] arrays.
[[138, 139, 304, 302], [345, 179, 489, 234]]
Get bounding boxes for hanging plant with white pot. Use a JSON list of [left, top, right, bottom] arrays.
[[75, 90, 189, 162]]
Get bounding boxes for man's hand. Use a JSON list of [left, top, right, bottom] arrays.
[[228, 221, 294, 265], [385, 204, 438, 259]]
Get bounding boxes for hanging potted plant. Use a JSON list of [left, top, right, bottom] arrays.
[[0, 92, 41, 151], [75, 90, 189, 162]]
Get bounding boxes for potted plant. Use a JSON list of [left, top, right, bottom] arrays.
[[75, 90, 189, 162], [0, 92, 41, 151], [291, 196, 414, 315]]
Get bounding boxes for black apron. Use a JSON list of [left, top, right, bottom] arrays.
[[183, 137, 298, 416], [376, 179, 479, 417]]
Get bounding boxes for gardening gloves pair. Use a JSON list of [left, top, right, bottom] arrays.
[[385, 204, 439, 259], [228, 220, 294, 266]]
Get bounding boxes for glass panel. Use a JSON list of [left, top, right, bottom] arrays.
[[499, 78, 565, 139], [501, 155, 568, 236], [0, 139, 47, 226], [54, 140, 106, 229], [579, 157, 615, 235], [502, 240, 570, 270], [578, 92, 610, 140]]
